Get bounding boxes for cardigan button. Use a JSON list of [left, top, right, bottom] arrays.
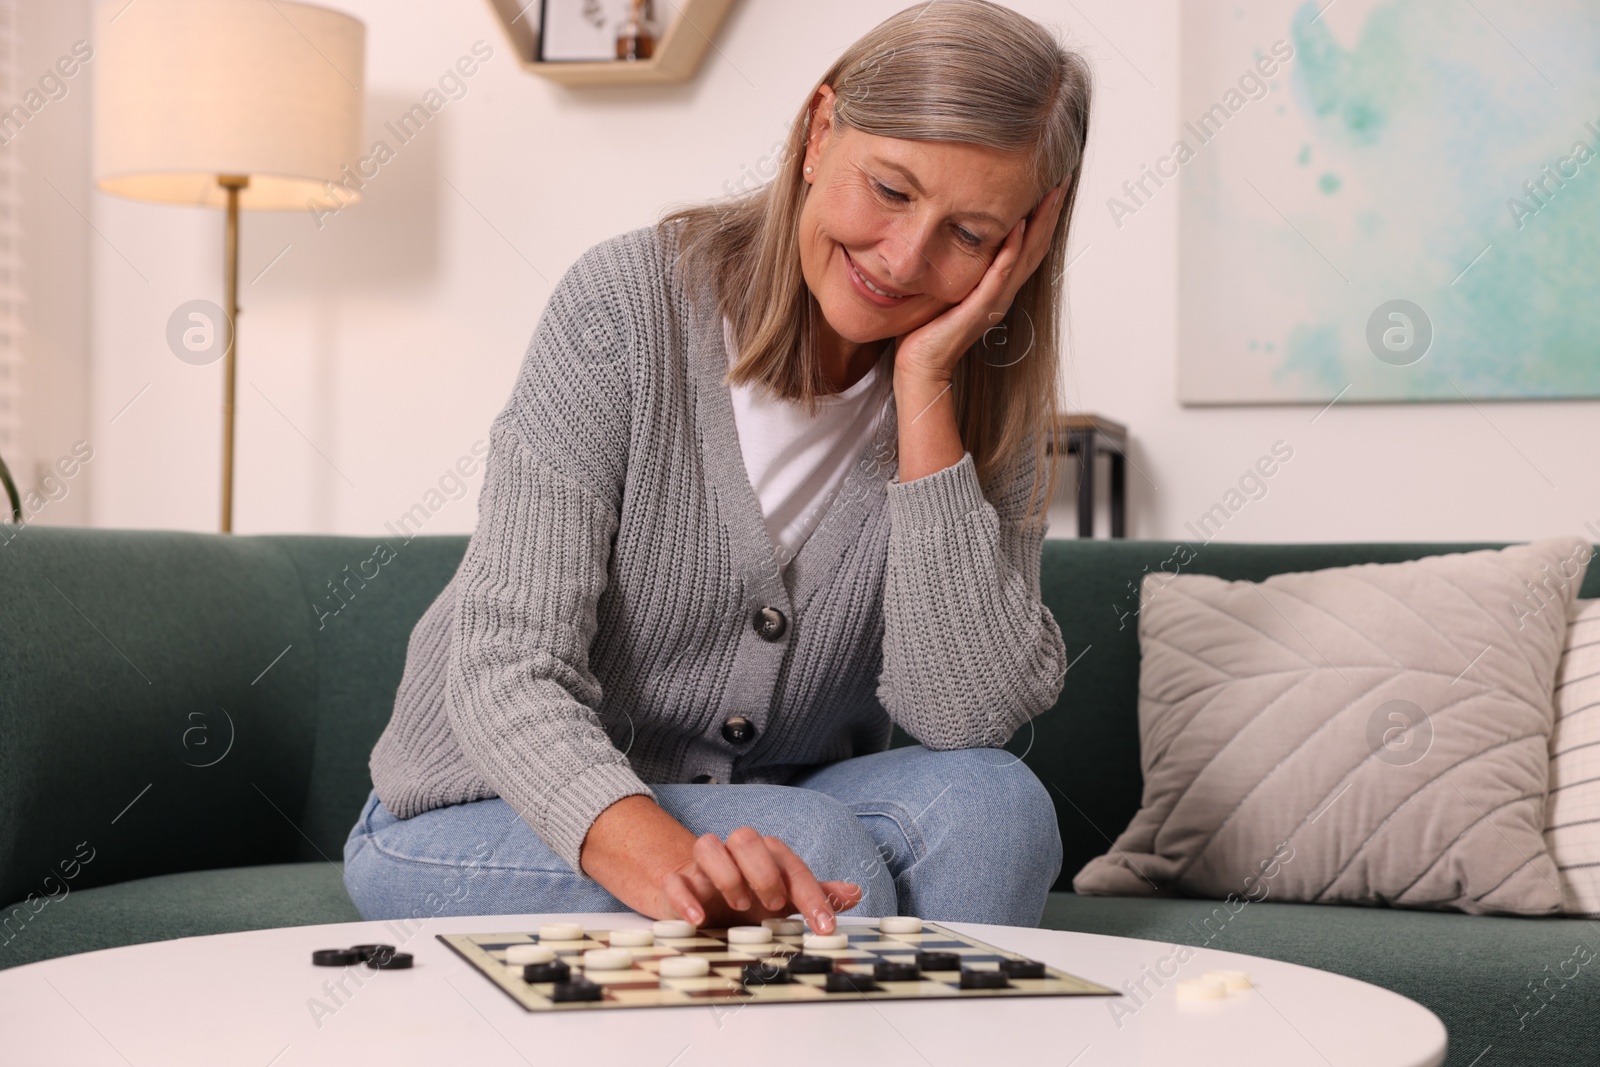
[[721, 716, 756, 745], [753, 606, 787, 641], [690, 774, 717, 785]]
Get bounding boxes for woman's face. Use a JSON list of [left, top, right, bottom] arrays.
[[798, 85, 1042, 349]]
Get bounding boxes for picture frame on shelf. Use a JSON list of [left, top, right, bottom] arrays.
[[538, 0, 634, 63], [485, 0, 734, 86]]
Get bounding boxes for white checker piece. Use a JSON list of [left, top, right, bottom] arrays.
[[654, 956, 710, 979], [1178, 978, 1227, 1001], [1205, 969, 1252, 991], [802, 933, 848, 950], [608, 929, 654, 948], [583, 948, 634, 971]]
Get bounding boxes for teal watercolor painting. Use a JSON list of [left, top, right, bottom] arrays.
[[1176, 0, 1600, 403]]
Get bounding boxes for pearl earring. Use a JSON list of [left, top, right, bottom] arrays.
[[805, 166, 813, 174]]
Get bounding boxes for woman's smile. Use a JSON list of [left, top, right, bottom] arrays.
[[841, 245, 913, 306]]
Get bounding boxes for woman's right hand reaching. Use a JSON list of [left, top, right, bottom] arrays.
[[580, 795, 862, 934], [658, 827, 863, 933]]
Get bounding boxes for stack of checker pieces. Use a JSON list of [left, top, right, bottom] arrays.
[[439, 918, 1114, 1012]]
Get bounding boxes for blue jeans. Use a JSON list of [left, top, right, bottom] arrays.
[[343, 745, 1062, 927]]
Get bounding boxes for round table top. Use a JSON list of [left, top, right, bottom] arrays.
[[0, 913, 1446, 1067]]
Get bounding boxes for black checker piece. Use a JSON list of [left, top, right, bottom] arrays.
[[523, 959, 572, 984], [824, 972, 879, 993], [742, 962, 792, 987], [915, 951, 961, 971], [785, 954, 834, 975], [959, 968, 1010, 990], [999, 959, 1047, 979], [550, 978, 604, 1002], [873, 961, 920, 982]]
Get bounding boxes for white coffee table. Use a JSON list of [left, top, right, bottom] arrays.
[[0, 913, 1446, 1066]]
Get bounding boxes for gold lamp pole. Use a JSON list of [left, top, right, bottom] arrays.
[[91, 0, 365, 533], [219, 174, 247, 533]]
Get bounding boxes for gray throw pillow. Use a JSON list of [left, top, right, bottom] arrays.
[[1074, 536, 1593, 916]]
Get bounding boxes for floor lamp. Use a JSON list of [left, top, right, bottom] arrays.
[[92, 0, 365, 533]]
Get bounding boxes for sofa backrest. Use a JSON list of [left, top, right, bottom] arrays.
[[3, 526, 1594, 905], [0, 527, 465, 908]]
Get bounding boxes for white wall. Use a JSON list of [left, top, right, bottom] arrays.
[[12, 0, 93, 527], [82, 0, 1600, 545]]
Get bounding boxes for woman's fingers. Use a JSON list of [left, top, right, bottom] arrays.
[[1003, 211, 1029, 262], [983, 183, 1064, 317], [725, 827, 789, 912], [818, 879, 864, 913], [679, 864, 723, 915], [676, 830, 871, 931], [764, 837, 848, 935], [660, 869, 709, 926], [1024, 183, 1069, 267], [1031, 180, 1068, 225], [944, 222, 1019, 350], [1024, 202, 1050, 258], [693, 832, 756, 912], [1006, 182, 1064, 282], [825, 883, 864, 921]]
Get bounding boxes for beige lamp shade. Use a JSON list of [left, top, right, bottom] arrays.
[[93, 0, 365, 210]]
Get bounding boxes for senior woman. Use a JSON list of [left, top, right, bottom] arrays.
[[345, 0, 1093, 934]]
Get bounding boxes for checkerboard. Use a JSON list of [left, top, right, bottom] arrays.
[[439, 920, 1115, 1012]]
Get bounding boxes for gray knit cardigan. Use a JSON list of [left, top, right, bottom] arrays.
[[369, 221, 1068, 872]]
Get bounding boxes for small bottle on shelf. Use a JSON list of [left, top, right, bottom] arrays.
[[615, 0, 657, 61]]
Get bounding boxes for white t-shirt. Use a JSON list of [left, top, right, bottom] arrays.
[[724, 315, 892, 568]]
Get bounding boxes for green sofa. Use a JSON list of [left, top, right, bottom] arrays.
[[3, 526, 1596, 1064]]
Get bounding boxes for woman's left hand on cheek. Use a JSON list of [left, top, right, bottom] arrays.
[[894, 180, 1070, 384]]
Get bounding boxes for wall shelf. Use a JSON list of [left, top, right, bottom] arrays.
[[485, 0, 738, 86]]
